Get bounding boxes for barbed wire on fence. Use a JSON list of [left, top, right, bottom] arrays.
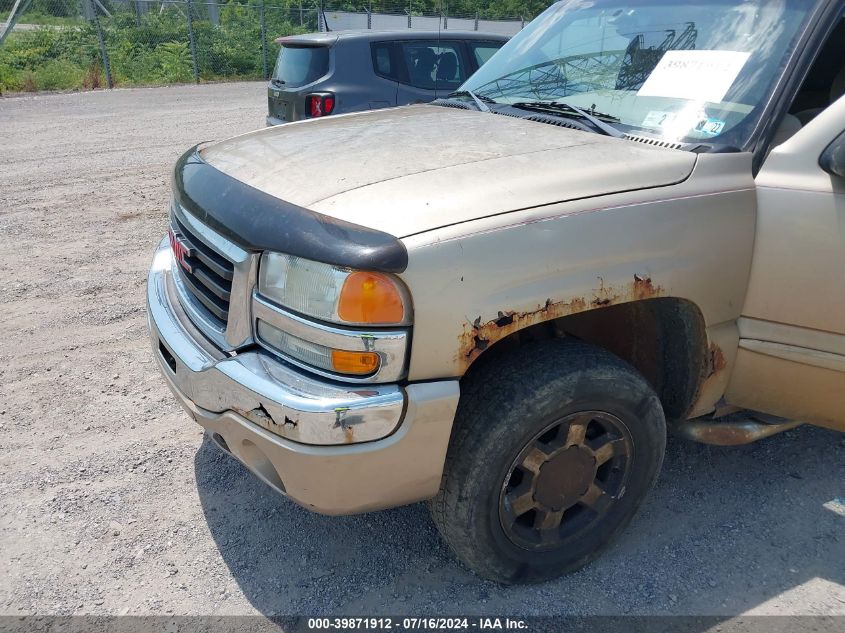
[[0, 0, 546, 93]]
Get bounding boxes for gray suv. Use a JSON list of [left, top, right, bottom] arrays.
[[266, 30, 508, 125]]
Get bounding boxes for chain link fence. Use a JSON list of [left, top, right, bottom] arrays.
[[0, 0, 547, 93]]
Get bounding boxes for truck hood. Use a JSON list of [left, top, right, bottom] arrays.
[[200, 105, 696, 238]]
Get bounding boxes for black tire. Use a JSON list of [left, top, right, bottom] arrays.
[[429, 339, 666, 584]]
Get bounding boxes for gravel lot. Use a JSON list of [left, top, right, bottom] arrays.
[[1, 82, 844, 621]]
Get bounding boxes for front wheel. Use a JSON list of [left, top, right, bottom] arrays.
[[429, 339, 666, 583]]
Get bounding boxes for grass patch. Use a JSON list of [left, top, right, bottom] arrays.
[[0, 7, 310, 93]]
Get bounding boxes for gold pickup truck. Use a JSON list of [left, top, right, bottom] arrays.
[[147, 0, 845, 583]]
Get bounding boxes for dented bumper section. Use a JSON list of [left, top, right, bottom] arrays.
[[147, 237, 460, 513], [149, 237, 404, 445]]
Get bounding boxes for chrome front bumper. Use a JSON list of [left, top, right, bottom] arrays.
[[147, 236, 460, 514]]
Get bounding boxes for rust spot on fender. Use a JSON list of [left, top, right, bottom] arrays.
[[686, 341, 728, 419], [456, 275, 664, 372], [704, 342, 727, 379], [632, 274, 661, 300]]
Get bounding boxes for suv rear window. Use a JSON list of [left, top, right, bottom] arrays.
[[273, 45, 329, 88], [371, 42, 398, 80]]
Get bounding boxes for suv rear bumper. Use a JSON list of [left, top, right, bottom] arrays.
[[147, 236, 459, 514]]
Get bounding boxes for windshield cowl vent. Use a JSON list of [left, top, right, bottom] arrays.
[[493, 109, 584, 131], [624, 134, 685, 151], [523, 115, 584, 131], [432, 100, 473, 110]]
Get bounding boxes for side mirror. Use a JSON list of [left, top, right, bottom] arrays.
[[820, 131, 845, 179]]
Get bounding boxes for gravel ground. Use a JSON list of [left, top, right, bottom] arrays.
[[1, 82, 844, 620]]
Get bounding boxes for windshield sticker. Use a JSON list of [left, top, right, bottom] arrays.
[[693, 117, 726, 138], [643, 110, 727, 138], [642, 111, 678, 129], [637, 50, 751, 103]]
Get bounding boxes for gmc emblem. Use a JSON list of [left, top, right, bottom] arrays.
[[168, 227, 194, 274]]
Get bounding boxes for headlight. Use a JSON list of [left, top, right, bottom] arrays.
[[258, 252, 411, 326]]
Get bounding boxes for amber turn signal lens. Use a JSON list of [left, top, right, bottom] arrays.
[[330, 350, 380, 375], [337, 271, 405, 324]]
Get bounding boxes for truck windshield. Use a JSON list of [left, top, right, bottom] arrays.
[[461, 0, 820, 147], [272, 45, 329, 88]]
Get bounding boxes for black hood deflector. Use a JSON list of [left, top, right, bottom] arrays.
[[173, 147, 408, 273]]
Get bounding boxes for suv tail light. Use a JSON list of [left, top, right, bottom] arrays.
[[306, 93, 335, 118]]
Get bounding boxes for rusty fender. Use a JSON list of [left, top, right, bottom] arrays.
[[457, 275, 664, 372], [693, 341, 728, 399]]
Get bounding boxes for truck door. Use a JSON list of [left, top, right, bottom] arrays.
[[725, 93, 845, 430]]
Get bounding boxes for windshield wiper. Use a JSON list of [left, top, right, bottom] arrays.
[[271, 78, 286, 88], [447, 89, 495, 113], [511, 101, 624, 138]]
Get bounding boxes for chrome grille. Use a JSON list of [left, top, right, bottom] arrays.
[[171, 214, 235, 328], [168, 204, 257, 351]]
